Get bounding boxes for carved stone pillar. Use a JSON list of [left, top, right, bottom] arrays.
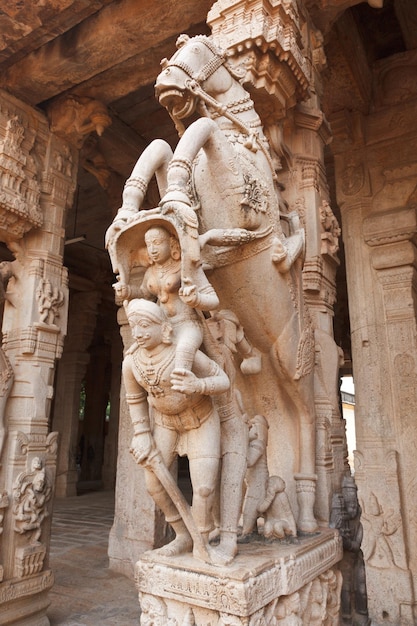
[[281, 97, 348, 524], [52, 290, 101, 497], [0, 89, 75, 625], [208, 0, 348, 532], [332, 50, 417, 625]]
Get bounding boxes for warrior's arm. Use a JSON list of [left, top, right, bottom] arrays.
[[123, 356, 154, 464], [170, 352, 229, 396], [123, 356, 150, 433]]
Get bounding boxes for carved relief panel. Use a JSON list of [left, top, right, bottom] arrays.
[[0, 108, 42, 243]]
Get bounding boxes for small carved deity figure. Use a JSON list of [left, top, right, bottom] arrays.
[[274, 592, 303, 625], [258, 475, 297, 540], [241, 414, 269, 537], [361, 491, 403, 570], [36, 277, 64, 325], [13, 457, 52, 543], [115, 225, 219, 371], [139, 594, 168, 626], [322, 569, 343, 626], [303, 578, 327, 626], [123, 298, 229, 561], [241, 427, 299, 542], [320, 200, 341, 255], [330, 475, 370, 626]]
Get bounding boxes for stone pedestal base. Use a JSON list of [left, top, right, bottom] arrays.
[[0, 570, 53, 625], [135, 529, 343, 624]]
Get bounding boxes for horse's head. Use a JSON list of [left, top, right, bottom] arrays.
[[155, 35, 227, 123]]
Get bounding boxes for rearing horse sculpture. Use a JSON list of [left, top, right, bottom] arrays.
[[106, 34, 318, 539]]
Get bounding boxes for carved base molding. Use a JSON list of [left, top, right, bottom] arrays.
[[136, 529, 342, 625], [0, 569, 52, 626]]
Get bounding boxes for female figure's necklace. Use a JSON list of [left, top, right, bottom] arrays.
[[156, 258, 180, 277]]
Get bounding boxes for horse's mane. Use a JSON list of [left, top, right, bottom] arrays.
[[174, 33, 246, 84]]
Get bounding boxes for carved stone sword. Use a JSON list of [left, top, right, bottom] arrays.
[[145, 451, 210, 563]]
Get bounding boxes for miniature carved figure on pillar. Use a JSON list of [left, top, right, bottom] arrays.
[[242, 414, 297, 542], [330, 476, 370, 626], [36, 277, 65, 325], [12, 456, 52, 578]]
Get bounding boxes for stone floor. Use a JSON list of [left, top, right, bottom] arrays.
[[47, 490, 141, 626]]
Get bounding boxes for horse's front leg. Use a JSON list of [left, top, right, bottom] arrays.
[[158, 119, 235, 303], [271, 328, 318, 535], [108, 139, 173, 233], [292, 373, 319, 534], [160, 117, 238, 208]]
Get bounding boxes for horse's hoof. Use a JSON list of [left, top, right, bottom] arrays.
[[297, 519, 319, 534]]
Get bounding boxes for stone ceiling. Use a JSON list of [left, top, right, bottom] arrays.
[[0, 0, 415, 358]]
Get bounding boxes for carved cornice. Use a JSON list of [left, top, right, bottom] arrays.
[[363, 207, 417, 248], [208, 0, 311, 108], [294, 104, 332, 145], [0, 112, 43, 241]]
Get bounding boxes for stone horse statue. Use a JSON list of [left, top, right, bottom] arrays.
[[106, 34, 318, 535]]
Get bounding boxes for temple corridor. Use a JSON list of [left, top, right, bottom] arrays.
[[47, 491, 139, 625]]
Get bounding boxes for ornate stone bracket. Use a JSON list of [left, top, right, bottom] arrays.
[[46, 94, 112, 149]]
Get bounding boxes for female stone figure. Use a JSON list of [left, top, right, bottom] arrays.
[[115, 225, 219, 372]]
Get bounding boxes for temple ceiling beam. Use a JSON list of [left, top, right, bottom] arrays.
[[0, 0, 212, 106]]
